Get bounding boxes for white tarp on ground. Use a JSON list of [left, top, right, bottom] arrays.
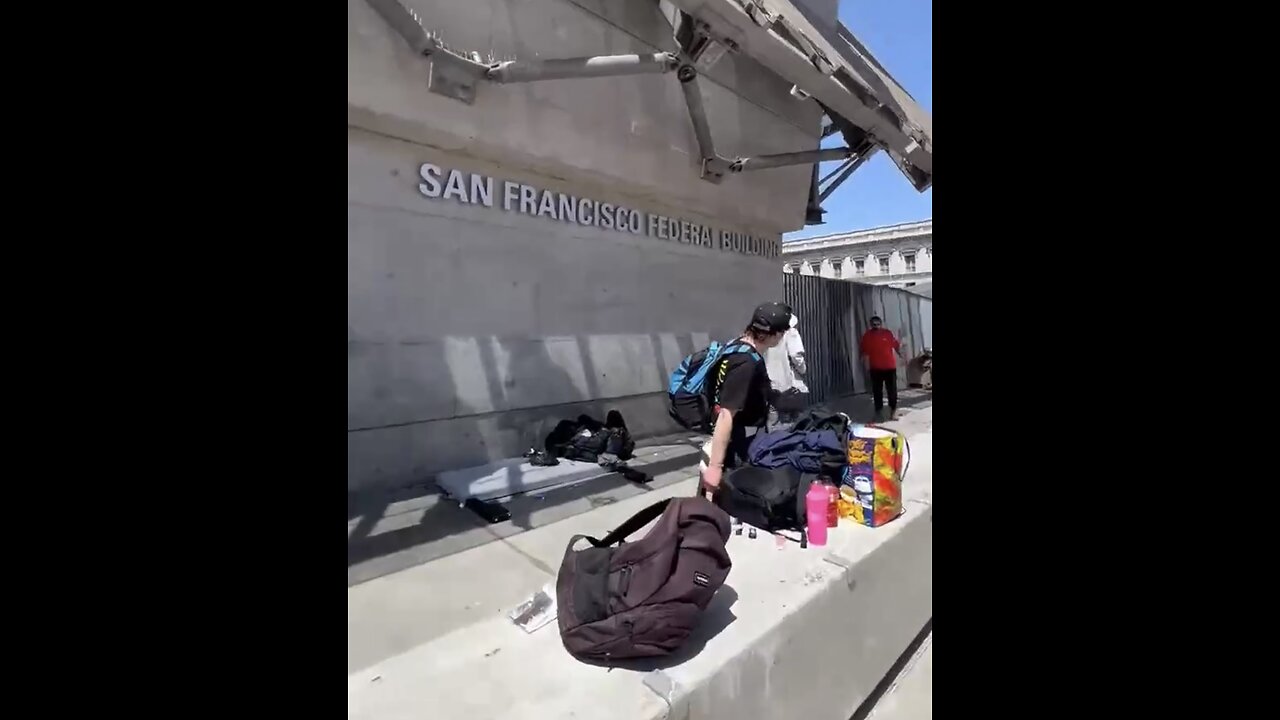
[[436, 458, 616, 502]]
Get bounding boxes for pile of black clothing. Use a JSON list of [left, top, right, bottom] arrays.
[[527, 410, 636, 468]]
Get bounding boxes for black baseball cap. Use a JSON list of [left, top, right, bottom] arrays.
[[750, 302, 792, 333]]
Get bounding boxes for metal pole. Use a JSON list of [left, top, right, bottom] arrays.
[[731, 147, 851, 172], [819, 157, 854, 185], [819, 147, 880, 201], [366, 0, 435, 56], [818, 154, 866, 202], [486, 53, 679, 83], [677, 65, 718, 162]]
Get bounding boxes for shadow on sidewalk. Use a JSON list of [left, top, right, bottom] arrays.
[[577, 585, 740, 672], [347, 449, 704, 586], [813, 389, 932, 424]]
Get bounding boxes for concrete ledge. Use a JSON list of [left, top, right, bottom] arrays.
[[348, 409, 932, 720], [656, 434, 932, 720]]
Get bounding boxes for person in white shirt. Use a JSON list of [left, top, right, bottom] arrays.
[[765, 308, 809, 426]]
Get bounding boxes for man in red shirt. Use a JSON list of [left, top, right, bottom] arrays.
[[860, 316, 904, 420]]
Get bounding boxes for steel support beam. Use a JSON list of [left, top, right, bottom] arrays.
[[804, 163, 826, 225], [819, 157, 854, 186], [676, 65, 729, 184], [364, 0, 900, 191], [818, 148, 877, 202], [662, 0, 932, 190], [487, 53, 679, 83], [730, 147, 852, 173], [367, 0, 435, 56]]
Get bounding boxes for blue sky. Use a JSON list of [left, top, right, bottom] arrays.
[[784, 0, 932, 241]]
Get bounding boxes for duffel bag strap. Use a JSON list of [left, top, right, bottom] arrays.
[[593, 498, 673, 547]]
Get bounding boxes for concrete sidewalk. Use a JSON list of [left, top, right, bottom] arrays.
[[348, 402, 932, 720]]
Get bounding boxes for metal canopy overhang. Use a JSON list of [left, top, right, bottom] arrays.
[[662, 0, 932, 192]]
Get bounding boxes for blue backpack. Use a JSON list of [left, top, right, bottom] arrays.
[[667, 340, 762, 431]]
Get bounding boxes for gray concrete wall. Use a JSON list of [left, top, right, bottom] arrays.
[[348, 0, 820, 234], [349, 0, 821, 491]]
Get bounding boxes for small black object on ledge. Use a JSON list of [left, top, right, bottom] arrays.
[[464, 498, 512, 524]]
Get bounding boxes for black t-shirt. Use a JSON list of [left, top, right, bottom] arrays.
[[711, 346, 771, 428]]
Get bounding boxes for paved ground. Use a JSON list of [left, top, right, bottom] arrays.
[[867, 634, 932, 720]]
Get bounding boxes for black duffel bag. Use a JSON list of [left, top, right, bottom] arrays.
[[713, 465, 813, 532]]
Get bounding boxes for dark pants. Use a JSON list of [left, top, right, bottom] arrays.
[[870, 369, 898, 412]]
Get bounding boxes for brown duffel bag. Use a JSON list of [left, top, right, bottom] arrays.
[[556, 497, 732, 663]]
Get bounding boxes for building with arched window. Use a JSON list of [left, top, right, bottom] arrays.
[[782, 219, 932, 290]]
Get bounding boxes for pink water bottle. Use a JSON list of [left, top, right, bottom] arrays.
[[806, 482, 830, 546]]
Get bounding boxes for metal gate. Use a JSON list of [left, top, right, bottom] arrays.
[[783, 274, 932, 405]]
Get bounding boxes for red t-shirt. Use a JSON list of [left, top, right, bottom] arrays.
[[860, 328, 900, 370]]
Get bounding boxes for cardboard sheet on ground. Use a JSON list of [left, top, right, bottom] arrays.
[[436, 458, 617, 502]]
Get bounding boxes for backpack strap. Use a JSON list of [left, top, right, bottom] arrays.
[[707, 340, 763, 400], [588, 498, 673, 547], [721, 339, 762, 363]]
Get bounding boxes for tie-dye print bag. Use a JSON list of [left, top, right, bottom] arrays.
[[841, 426, 910, 528]]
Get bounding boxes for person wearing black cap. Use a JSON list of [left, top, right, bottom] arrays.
[[700, 301, 791, 495]]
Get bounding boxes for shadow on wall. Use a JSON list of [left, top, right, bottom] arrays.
[[347, 330, 712, 574], [347, 331, 715, 489]]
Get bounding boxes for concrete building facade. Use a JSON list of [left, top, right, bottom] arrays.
[[348, 0, 931, 492], [781, 219, 932, 289], [349, 0, 825, 492]]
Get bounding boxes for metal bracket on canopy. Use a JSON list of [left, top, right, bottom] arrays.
[[369, 0, 679, 104], [818, 147, 877, 202], [728, 147, 853, 173], [738, 1, 834, 75], [486, 53, 680, 84], [365, 0, 879, 199], [676, 64, 731, 184], [432, 48, 680, 105]]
